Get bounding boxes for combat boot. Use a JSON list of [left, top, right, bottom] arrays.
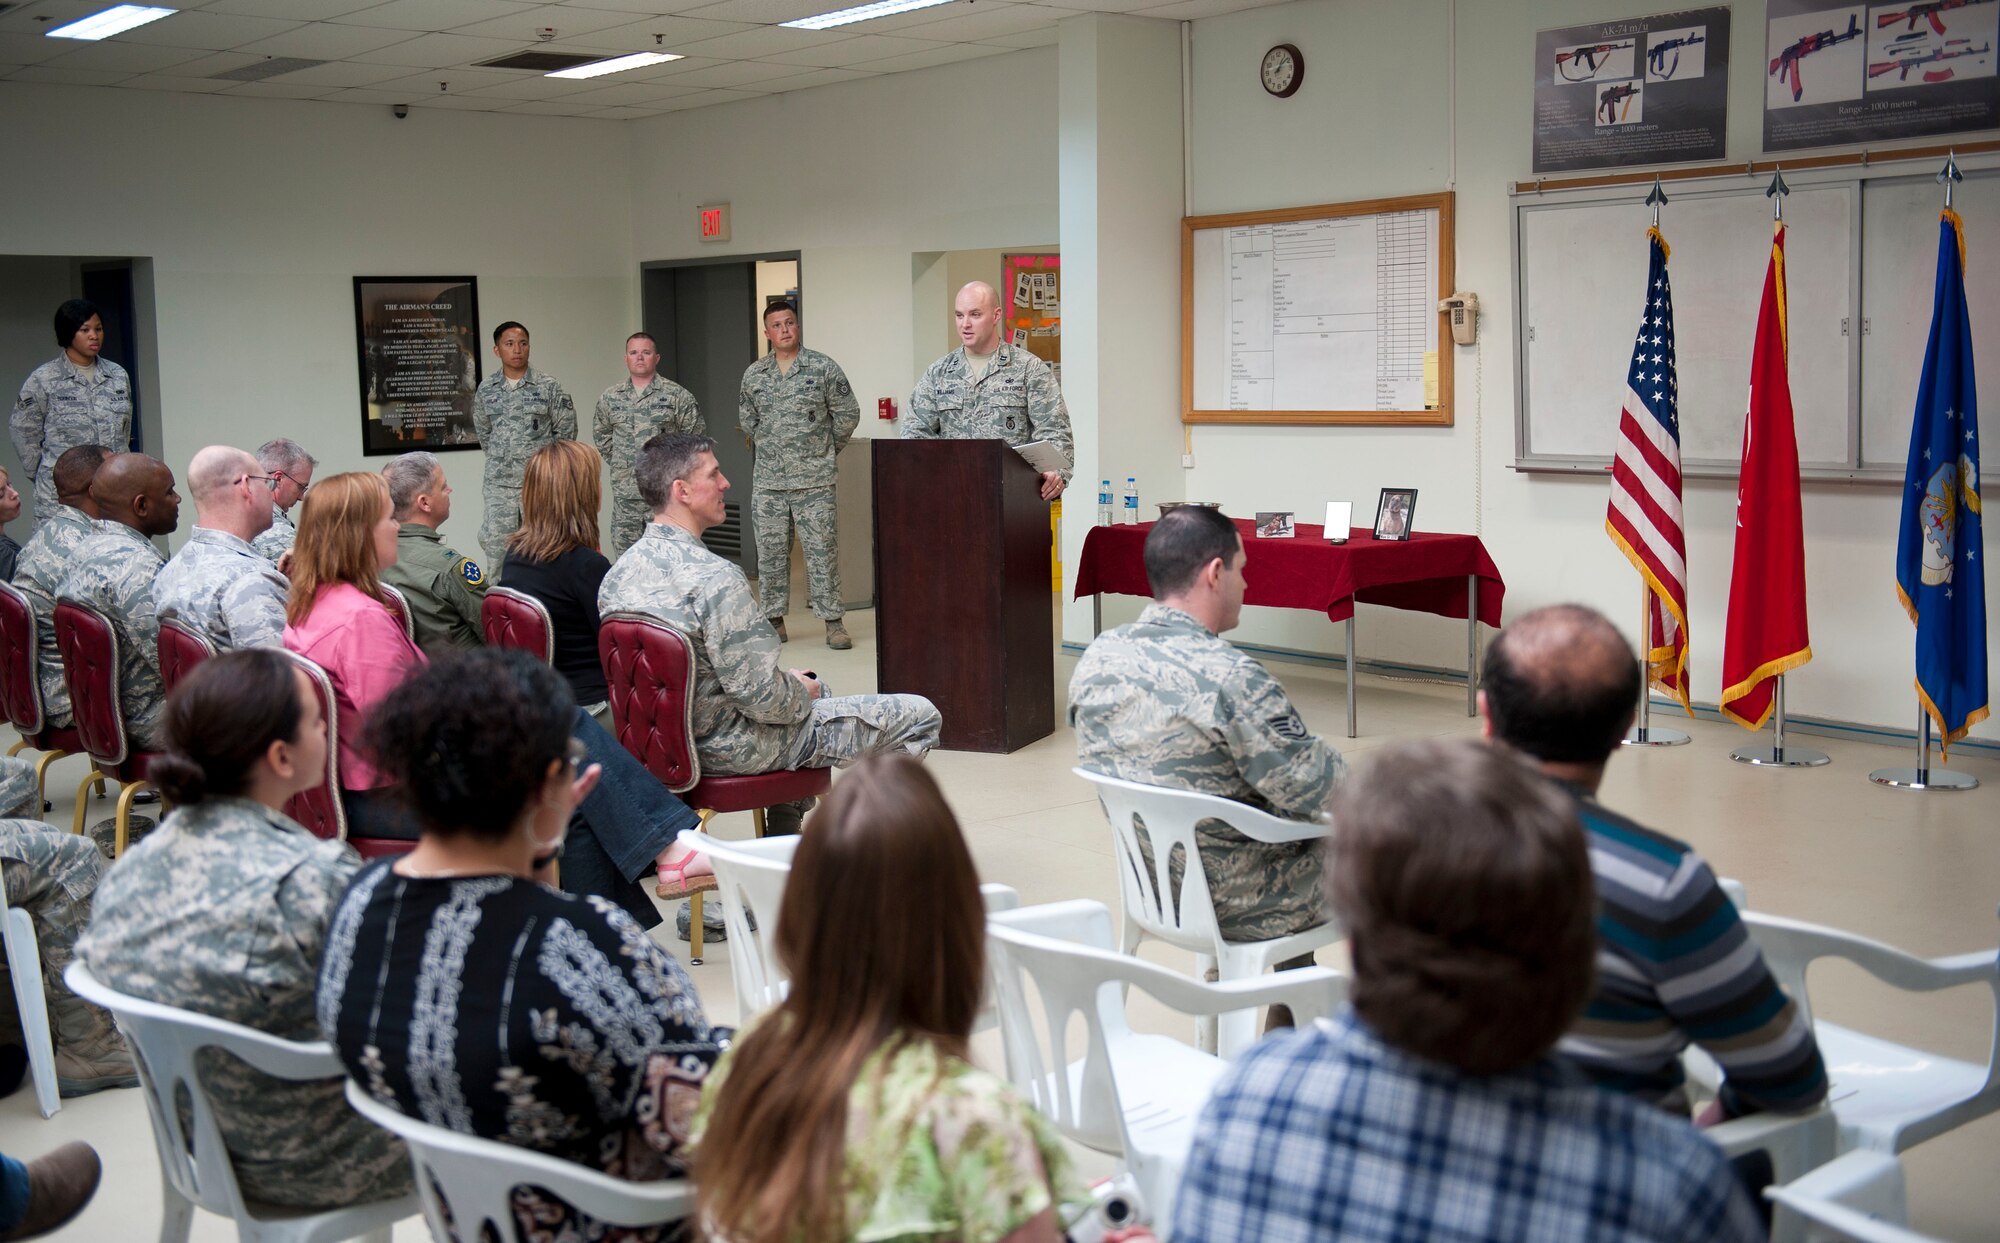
[[824, 620, 852, 650], [770, 618, 789, 642], [762, 796, 815, 837], [54, 1030, 137, 1097]]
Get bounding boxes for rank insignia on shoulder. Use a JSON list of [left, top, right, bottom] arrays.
[[836, 380, 850, 396], [1270, 711, 1308, 740], [459, 559, 484, 587]]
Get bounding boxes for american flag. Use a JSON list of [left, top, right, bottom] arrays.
[[1605, 227, 1693, 712]]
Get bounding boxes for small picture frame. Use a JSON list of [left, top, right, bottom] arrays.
[[1373, 488, 1417, 541], [1255, 510, 1296, 539], [1323, 500, 1352, 543]]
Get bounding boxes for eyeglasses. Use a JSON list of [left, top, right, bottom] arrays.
[[274, 470, 310, 496], [235, 474, 281, 493]]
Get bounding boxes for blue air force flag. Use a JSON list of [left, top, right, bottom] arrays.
[[1895, 209, 1987, 754]]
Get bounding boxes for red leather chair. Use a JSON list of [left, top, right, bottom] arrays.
[[279, 651, 412, 862], [156, 615, 218, 693], [481, 586, 554, 663], [599, 611, 830, 964], [379, 584, 415, 643], [53, 598, 161, 855], [0, 581, 99, 812]]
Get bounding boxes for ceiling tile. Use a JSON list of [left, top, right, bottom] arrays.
[[653, 57, 798, 86], [758, 64, 875, 90], [112, 11, 308, 51], [353, 31, 530, 66], [9, 65, 133, 86], [152, 49, 266, 76], [0, 33, 70, 67], [554, 78, 703, 104], [40, 41, 206, 73], [442, 4, 651, 40], [757, 32, 947, 66], [199, 0, 390, 17], [668, 24, 851, 59], [330, 0, 540, 32], [581, 104, 666, 118], [1041, 0, 1168, 11], [219, 79, 339, 97], [530, 16, 758, 54], [976, 25, 1057, 47], [650, 86, 766, 110], [369, 64, 537, 93], [403, 91, 497, 108], [316, 86, 432, 103], [455, 72, 596, 99], [231, 23, 421, 59], [845, 0, 994, 34], [1131, 0, 1278, 16], [500, 98, 602, 114], [890, 4, 1059, 41], [115, 72, 238, 93], [0, 2, 104, 35], [677, 0, 854, 23], [854, 40, 1006, 71], [257, 58, 414, 86]]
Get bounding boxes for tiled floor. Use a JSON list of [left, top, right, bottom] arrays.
[[5, 605, 1997, 1239]]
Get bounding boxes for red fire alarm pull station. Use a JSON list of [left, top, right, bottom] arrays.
[[878, 397, 897, 420], [698, 203, 731, 243]]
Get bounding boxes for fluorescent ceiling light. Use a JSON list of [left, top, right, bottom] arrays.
[[782, 0, 958, 31], [545, 51, 682, 79], [46, 5, 176, 40]]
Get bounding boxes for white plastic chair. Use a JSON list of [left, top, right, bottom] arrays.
[[343, 1079, 695, 1241], [1765, 1150, 1939, 1243], [1739, 909, 2000, 1156], [682, 828, 1020, 1026], [63, 962, 417, 1243], [986, 898, 1346, 1236], [0, 881, 59, 1117], [1074, 767, 1340, 1058]]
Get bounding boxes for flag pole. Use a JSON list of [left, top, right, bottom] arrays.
[[1622, 177, 1691, 749], [1871, 708, 1978, 789], [1731, 672, 1829, 766]]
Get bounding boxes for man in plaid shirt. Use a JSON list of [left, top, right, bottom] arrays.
[[1173, 738, 1763, 1243]]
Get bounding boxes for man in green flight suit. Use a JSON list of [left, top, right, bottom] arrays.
[[379, 451, 486, 654]]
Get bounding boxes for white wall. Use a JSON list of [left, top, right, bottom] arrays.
[[627, 49, 1061, 446], [1182, 0, 1998, 742], [0, 83, 636, 556]]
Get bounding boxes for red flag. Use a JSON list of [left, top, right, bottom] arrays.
[[1721, 221, 1812, 728]]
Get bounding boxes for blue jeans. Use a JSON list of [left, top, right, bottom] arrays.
[[0, 1152, 29, 1234], [564, 709, 701, 924]]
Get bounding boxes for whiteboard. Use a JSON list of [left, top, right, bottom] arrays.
[[1182, 193, 1453, 426], [1516, 182, 1857, 470]]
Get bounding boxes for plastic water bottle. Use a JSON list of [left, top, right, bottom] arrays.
[[1122, 477, 1139, 524], [1097, 480, 1114, 527]]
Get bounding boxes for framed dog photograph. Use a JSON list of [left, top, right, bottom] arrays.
[[1374, 488, 1417, 541]]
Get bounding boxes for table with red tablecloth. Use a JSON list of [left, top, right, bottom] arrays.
[[1073, 519, 1506, 736]]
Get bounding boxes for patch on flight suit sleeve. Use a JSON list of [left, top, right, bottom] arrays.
[[1270, 710, 1308, 740], [456, 557, 484, 588], [835, 379, 850, 396]]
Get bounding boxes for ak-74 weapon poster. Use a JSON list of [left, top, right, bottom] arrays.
[[1533, 8, 1731, 174], [1766, 0, 1998, 151]]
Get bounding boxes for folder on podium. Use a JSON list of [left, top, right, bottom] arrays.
[[872, 439, 1056, 753]]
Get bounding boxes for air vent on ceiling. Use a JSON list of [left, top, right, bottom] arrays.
[[209, 57, 329, 82], [475, 50, 603, 72]]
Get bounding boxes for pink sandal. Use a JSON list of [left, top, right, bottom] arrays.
[[656, 851, 720, 901]]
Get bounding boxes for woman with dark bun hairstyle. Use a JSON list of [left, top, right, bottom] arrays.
[[317, 648, 724, 1243], [76, 649, 412, 1212]]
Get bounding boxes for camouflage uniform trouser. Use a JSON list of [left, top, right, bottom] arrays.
[[1135, 818, 1327, 943], [609, 489, 650, 563], [479, 485, 521, 577], [753, 485, 842, 621], [775, 694, 942, 771], [0, 822, 120, 1055]]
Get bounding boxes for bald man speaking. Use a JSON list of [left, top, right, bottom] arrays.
[[908, 281, 1072, 500]]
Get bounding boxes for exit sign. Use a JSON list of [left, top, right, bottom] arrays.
[[698, 203, 731, 243]]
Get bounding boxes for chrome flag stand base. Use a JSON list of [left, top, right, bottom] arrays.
[[1622, 584, 1689, 746], [1870, 710, 1978, 790], [1729, 676, 1830, 767]]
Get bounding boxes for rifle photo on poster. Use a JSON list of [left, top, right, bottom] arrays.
[[1765, 0, 1999, 150], [1534, 8, 1731, 174]]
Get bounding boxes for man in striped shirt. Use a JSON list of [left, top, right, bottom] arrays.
[[1479, 603, 1827, 1122]]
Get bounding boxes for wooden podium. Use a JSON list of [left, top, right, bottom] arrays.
[[872, 439, 1055, 753]]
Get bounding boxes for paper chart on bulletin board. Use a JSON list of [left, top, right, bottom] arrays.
[[1003, 253, 1060, 370], [1183, 192, 1454, 426]]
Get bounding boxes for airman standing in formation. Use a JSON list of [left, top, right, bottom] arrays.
[[908, 281, 1072, 501], [379, 452, 486, 655], [153, 446, 289, 651], [470, 321, 575, 571], [596, 331, 702, 559], [11, 300, 132, 523], [738, 301, 860, 649], [57, 452, 182, 746]]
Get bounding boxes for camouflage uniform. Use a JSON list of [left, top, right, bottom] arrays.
[[10, 354, 132, 522], [599, 522, 940, 774], [57, 520, 168, 747], [250, 502, 295, 562], [13, 504, 102, 727], [153, 526, 289, 650], [907, 344, 1073, 485], [595, 376, 702, 558], [380, 522, 485, 654], [0, 756, 131, 1088], [76, 796, 412, 1210], [471, 367, 576, 569], [1068, 603, 1345, 942], [740, 348, 860, 621]]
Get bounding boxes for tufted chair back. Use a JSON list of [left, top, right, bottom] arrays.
[[54, 599, 130, 768], [0, 582, 46, 735], [156, 616, 219, 694], [597, 612, 699, 794], [481, 587, 554, 664], [279, 651, 346, 843]]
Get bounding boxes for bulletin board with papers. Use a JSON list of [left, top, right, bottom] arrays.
[[1003, 253, 1061, 369], [1183, 192, 1455, 426]]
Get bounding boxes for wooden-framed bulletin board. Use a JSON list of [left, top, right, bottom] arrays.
[[1182, 191, 1454, 426]]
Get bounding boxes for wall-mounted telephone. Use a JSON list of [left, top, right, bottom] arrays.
[[1440, 293, 1479, 346]]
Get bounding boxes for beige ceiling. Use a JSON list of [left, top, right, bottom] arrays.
[[0, 0, 1280, 119]]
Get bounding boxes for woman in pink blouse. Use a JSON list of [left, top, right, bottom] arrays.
[[282, 471, 427, 839]]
